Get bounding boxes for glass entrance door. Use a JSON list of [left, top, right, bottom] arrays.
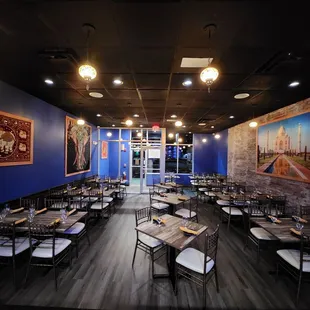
[[140, 146, 161, 193]]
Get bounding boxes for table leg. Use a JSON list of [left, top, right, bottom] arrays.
[[168, 246, 176, 291]]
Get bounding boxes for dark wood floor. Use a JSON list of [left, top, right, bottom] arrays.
[[1, 193, 309, 310]]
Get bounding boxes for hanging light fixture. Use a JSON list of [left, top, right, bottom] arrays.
[[152, 123, 160, 132], [249, 121, 258, 128], [78, 23, 97, 90], [200, 66, 219, 93], [125, 119, 133, 126], [77, 119, 85, 126]]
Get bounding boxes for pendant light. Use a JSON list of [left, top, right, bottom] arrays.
[[78, 23, 97, 90], [200, 63, 219, 93], [249, 104, 258, 128]]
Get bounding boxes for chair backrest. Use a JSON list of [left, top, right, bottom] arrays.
[[135, 207, 151, 227], [20, 197, 40, 210], [190, 195, 198, 215], [269, 195, 286, 217], [28, 223, 56, 257], [203, 225, 220, 274], [0, 222, 16, 257], [48, 188, 66, 199], [299, 233, 310, 272], [44, 198, 64, 209], [300, 205, 310, 218]]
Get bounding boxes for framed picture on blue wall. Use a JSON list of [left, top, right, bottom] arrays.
[[65, 116, 91, 176], [256, 110, 310, 183], [0, 110, 34, 166]]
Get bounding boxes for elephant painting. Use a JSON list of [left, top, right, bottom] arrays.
[[65, 116, 91, 176], [0, 126, 16, 155]]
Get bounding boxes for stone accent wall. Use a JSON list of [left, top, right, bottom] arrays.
[[228, 98, 310, 207]]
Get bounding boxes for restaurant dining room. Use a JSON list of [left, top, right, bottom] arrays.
[[1, 1, 310, 310]]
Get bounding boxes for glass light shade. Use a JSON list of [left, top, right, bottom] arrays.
[[249, 121, 258, 128], [125, 119, 133, 126], [214, 134, 221, 139], [175, 120, 182, 127], [200, 67, 219, 85], [77, 119, 85, 125], [152, 125, 160, 132], [78, 64, 97, 81]]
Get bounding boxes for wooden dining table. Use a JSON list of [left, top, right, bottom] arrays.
[[250, 217, 310, 243], [4, 209, 87, 233], [136, 214, 207, 290], [151, 193, 190, 214]]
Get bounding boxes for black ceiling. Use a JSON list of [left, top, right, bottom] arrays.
[[0, 0, 310, 133]]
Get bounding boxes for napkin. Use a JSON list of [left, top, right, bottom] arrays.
[[292, 215, 308, 224], [179, 226, 199, 236], [67, 208, 77, 216], [35, 208, 47, 215], [10, 207, 24, 214], [152, 216, 166, 224], [178, 195, 188, 201], [49, 218, 60, 227], [14, 217, 27, 225], [267, 215, 281, 224], [290, 228, 301, 236]]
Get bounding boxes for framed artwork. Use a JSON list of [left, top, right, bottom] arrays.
[[256, 111, 310, 183], [101, 141, 108, 159], [65, 116, 91, 176], [0, 110, 34, 166]]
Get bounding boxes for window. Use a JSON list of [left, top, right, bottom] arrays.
[[165, 133, 193, 174]]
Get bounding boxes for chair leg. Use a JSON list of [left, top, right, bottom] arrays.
[[214, 267, 219, 293], [53, 263, 58, 291], [174, 268, 178, 296], [151, 249, 155, 278], [256, 244, 260, 264], [132, 241, 138, 267], [12, 257, 16, 289], [69, 247, 72, 269], [203, 275, 207, 309], [275, 261, 279, 282], [296, 274, 302, 305], [227, 214, 231, 230], [75, 237, 79, 258], [24, 259, 32, 287], [86, 229, 91, 246]]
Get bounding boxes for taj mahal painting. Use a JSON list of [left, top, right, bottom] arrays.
[[257, 111, 310, 183]]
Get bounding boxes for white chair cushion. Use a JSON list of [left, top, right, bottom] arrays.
[[175, 208, 197, 219], [90, 202, 109, 210], [205, 192, 216, 197], [70, 196, 82, 201], [216, 200, 230, 206], [33, 238, 71, 258], [277, 249, 310, 272], [63, 222, 85, 235], [102, 197, 113, 203], [151, 202, 169, 210], [191, 182, 199, 186], [269, 208, 283, 216], [176, 247, 214, 274], [222, 207, 243, 215], [0, 237, 34, 257], [49, 202, 68, 209], [244, 208, 264, 216], [250, 227, 274, 240], [198, 188, 208, 192], [82, 197, 98, 202], [139, 234, 162, 248], [234, 201, 246, 206], [120, 185, 126, 188]]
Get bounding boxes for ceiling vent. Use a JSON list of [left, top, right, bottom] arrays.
[[180, 57, 213, 68]]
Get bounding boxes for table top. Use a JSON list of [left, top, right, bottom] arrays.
[[152, 193, 190, 206], [251, 217, 310, 243], [135, 214, 207, 251], [154, 183, 173, 190], [4, 209, 87, 233]]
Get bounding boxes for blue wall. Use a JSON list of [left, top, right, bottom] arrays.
[[193, 130, 228, 175], [0, 81, 98, 203]]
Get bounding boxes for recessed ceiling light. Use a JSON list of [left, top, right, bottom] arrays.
[[189, 132, 192, 134], [182, 80, 192, 86], [214, 134, 221, 139], [140, 124, 143, 127], [171, 114, 177, 118], [198, 123, 206, 126], [133, 114, 139, 118], [202, 138, 207, 143], [178, 138, 183, 142], [112, 124, 115, 127], [113, 79, 123, 85], [89, 92, 103, 98], [229, 115, 234, 119], [107, 132, 112, 137], [182, 125, 186, 128], [175, 121, 183, 127], [96, 114, 102, 117], [289, 81, 300, 87], [211, 125, 215, 129], [234, 93, 250, 99], [44, 79, 54, 85]]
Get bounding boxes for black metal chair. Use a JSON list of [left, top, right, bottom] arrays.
[[149, 189, 169, 216], [175, 225, 220, 308], [0, 221, 32, 288], [300, 205, 310, 218], [19, 197, 40, 210], [44, 198, 67, 210], [268, 195, 286, 217], [276, 233, 310, 305], [175, 195, 199, 222], [25, 222, 72, 290], [132, 207, 166, 278]]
